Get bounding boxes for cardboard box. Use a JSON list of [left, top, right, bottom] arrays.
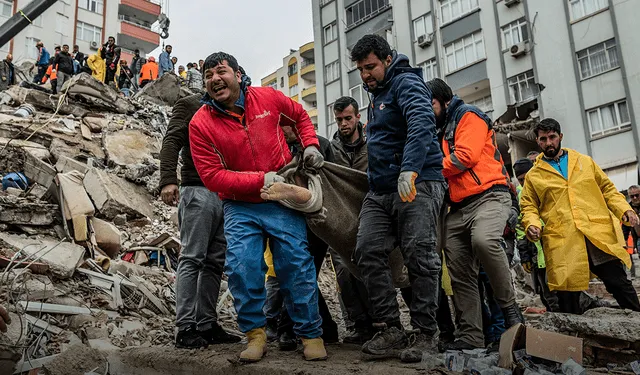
[[499, 323, 583, 369]]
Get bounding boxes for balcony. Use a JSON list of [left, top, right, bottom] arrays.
[[118, 15, 160, 54], [299, 41, 314, 60], [300, 61, 315, 81], [119, 0, 161, 25], [301, 86, 317, 102], [307, 108, 318, 119]]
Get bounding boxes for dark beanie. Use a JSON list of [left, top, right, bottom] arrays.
[[513, 158, 534, 176]]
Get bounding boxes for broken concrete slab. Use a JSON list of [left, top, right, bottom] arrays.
[[55, 156, 89, 175], [0, 137, 51, 160], [82, 116, 108, 133], [17, 301, 119, 318], [16, 273, 56, 300], [92, 218, 122, 258], [23, 149, 56, 188], [24, 88, 89, 117], [0, 196, 59, 226], [0, 312, 28, 348], [0, 234, 85, 279], [64, 73, 134, 114], [539, 307, 640, 343], [57, 171, 95, 219], [83, 168, 153, 220], [103, 130, 159, 167], [133, 73, 182, 106]]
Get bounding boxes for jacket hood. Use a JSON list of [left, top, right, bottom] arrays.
[[445, 95, 464, 122], [332, 121, 365, 148], [201, 73, 252, 113], [366, 52, 423, 95]]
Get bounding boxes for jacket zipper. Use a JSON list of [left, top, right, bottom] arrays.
[[469, 169, 482, 185], [242, 121, 258, 168]]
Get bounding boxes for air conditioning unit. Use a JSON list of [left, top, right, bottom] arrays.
[[417, 33, 434, 48], [510, 41, 527, 57], [505, 0, 521, 7], [89, 41, 99, 50]]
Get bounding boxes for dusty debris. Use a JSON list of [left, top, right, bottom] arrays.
[[0, 195, 59, 226], [103, 129, 159, 167], [83, 168, 154, 220], [133, 73, 187, 107], [91, 218, 122, 259]]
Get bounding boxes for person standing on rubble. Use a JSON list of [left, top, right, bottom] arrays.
[[101, 36, 120, 87], [139, 57, 158, 88], [160, 93, 242, 349], [349, 35, 446, 362], [87, 48, 106, 83], [425, 78, 523, 352], [623, 184, 640, 277], [72, 45, 85, 75], [521, 118, 640, 313], [54, 44, 74, 94], [117, 60, 133, 97], [158, 45, 173, 78], [0, 54, 15, 91], [130, 49, 142, 86], [189, 52, 327, 363], [171, 57, 178, 74], [186, 62, 203, 92], [34, 41, 50, 84]]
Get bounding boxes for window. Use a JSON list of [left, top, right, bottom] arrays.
[[325, 61, 340, 82], [288, 63, 298, 76], [32, 16, 42, 27], [501, 18, 528, 50], [0, 0, 12, 18], [508, 70, 539, 104], [412, 14, 433, 41], [56, 13, 69, 35], [327, 102, 336, 124], [76, 21, 102, 43], [587, 100, 631, 137], [419, 59, 438, 81], [444, 31, 485, 73], [569, 0, 607, 21], [346, 0, 390, 29], [440, 0, 479, 24], [469, 95, 493, 114], [346, 48, 356, 70], [577, 39, 619, 79], [349, 85, 368, 110], [289, 84, 299, 97], [79, 0, 104, 14], [324, 23, 337, 44], [320, 0, 333, 6], [25, 37, 39, 60]]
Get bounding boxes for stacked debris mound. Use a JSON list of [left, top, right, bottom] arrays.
[[0, 72, 238, 374]]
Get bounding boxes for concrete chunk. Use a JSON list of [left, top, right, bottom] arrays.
[[92, 217, 122, 258], [0, 234, 85, 279], [133, 73, 181, 106], [0, 196, 58, 226], [23, 149, 56, 189], [103, 129, 159, 167], [55, 156, 89, 174], [83, 168, 153, 219]]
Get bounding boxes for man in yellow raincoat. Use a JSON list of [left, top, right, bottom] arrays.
[[520, 118, 640, 312], [86, 48, 105, 83]]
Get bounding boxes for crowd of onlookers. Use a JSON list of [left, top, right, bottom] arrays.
[[0, 38, 205, 97]]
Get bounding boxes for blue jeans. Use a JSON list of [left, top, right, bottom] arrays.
[[223, 201, 322, 338]]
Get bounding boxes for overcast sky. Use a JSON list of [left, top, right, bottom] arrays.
[[150, 0, 314, 82]]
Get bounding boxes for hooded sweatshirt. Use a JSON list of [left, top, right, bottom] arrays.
[[331, 122, 368, 172], [365, 52, 443, 194]]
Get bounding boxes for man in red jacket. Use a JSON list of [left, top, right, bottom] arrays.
[[189, 52, 327, 363]]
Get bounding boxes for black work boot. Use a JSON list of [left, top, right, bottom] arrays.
[[343, 327, 375, 345], [175, 325, 208, 349], [361, 324, 409, 359], [501, 304, 525, 329], [400, 332, 438, 363], [438, 339, 480, 353], [199, 323, 242, 345], [278, 330, 298, 351], [265, 318, 278, 342]]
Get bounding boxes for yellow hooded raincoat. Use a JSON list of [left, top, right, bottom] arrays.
[[520, 149, 632, 291], [86, 50, 106, 82]]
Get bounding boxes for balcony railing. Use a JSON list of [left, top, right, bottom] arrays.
[[118, 14, 153, 30], [301, 59, 315, 68]]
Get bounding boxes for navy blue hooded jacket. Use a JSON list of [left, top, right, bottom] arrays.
[[365, 52, 444, 194]]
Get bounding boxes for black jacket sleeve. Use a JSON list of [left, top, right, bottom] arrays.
[[317, 135, 335, 164], [159, 98, 190, 188]]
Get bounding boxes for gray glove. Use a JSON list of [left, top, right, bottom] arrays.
[[507, 206, 519, 230], [397, 171, 418, 202], [303, 146, 324, 169], [264, 172, 285, 188]]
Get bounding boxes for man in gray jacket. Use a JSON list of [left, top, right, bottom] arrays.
[[159, 94, 241, 348]]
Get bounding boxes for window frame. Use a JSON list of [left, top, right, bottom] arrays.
[[79, 0, 104, 14], [76, 20, 102, 43], [468, 95, 494, 115], [440, 0, 479, 25], [507, 70, 539, 104], [323, 23, 337, 45], [418, 59, 438, 82], [0, 0, 12, 18], [443, 31, 486, 74], [289, 84, 299, 97], [569, 0, 607, 22], [412, 13, 433, 42], [587, 99, 631, 138], [25, 37, 39, 60], [325, 60, 340, 83], [349, 85, 368, 110], [346, 0, 391, 29], [576, 38, 619, 80], [501, 18, 528, 50]]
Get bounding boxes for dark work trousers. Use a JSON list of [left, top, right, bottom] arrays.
[[557, 255, 640, 313], [277, 229, 338, 337], [332, 250, 373, 328], [532, 266, 560, 312], [354, 181, 446, 335]]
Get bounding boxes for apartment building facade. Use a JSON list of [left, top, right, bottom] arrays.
[[312, 0, 640, 189], [261, 41, 319, 129], [0, 0, 164, 65]]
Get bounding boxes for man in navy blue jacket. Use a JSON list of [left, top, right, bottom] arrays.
[[351, 35, 445, 362]]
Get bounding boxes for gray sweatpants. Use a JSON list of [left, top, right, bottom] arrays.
[[444, 190, 516, 347], [175, 186, 226, 332], [57, 71, 71, 94]]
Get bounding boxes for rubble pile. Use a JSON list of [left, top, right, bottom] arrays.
[[0, 73, 241, 373]]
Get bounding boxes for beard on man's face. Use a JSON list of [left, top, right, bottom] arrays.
[[543, 141, 562, 159], [435, 110, 447, 129]]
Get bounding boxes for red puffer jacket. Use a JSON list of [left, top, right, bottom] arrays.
[[189, 86, 319, 202]]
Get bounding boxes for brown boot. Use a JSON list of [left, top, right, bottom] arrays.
[[239, 328, 267, 363], [302, 337, 328, 361]]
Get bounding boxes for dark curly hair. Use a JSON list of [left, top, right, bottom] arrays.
[[426, 78, 453, 106], [350, 34, 392, 63], [203, 52, 239, 72], [534, 118, 562, 137]]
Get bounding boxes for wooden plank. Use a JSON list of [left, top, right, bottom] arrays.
[[130, 276, 170, 315]]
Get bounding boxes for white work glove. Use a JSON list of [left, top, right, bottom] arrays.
[[303, 146, 324, 169], [398, 171, 418, 203], [264, 172, 285, 188]]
